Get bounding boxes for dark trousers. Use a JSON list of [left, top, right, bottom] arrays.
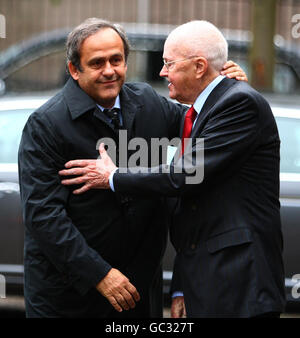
[[252, 312, 281, 318]]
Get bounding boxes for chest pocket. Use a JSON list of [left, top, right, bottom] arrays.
[[206, 228, 253, 254]]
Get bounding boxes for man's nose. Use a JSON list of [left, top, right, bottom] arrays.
[[103, 61, 115, 76], [159, 65, 168, 78]]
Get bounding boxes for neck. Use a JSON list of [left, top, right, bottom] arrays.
[[200, 71, 220, 92], [191, 71, 220, 103]]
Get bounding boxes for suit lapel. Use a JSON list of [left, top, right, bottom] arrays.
[[119, 84, 143, 139], [190, 77, 236, 138]]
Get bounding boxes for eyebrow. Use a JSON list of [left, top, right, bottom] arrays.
[[87, 56, 104, 65], [87, 53, 124, 65]]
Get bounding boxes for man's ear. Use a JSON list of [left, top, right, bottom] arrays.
[[68, 62, 80, 81], [195, 57, 208, 79]]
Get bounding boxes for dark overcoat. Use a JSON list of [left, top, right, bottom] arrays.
[[18, 78, 184, 317]]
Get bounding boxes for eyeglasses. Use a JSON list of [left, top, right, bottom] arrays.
[[162, 56, 197, 70]]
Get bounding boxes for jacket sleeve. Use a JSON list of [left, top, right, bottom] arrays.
[[170, 254, 183, 296], [113, 90, 261, 197], [18, 113, 111, 296]]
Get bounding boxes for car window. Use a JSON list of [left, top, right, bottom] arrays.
[[0, 108, 299, 174], [0, 109, 33, 163], [276, 116, 300, 174]]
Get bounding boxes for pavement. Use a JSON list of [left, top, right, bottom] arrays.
[[0, 296, 300, 318]]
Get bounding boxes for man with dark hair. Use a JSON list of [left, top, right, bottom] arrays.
[[19, 18, 247, 318]]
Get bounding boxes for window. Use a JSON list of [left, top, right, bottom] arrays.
[[276, 116, 300, 174]]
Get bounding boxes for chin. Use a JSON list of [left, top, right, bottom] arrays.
[[170, 93, 184, 103], [179, 98, 192, 104], [100, 90, 119, 102], [168, 90, 177, 100]]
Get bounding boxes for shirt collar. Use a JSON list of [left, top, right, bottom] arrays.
[[97, 95, 121, 112], [193, 75, 225, 115]]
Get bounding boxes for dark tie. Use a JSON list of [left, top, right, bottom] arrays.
[[181, 105, 197, 155], [103, 108, 122, 130]]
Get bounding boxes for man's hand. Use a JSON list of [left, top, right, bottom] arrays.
[[171, 296, 186, 318], [221, 60, 248, 82], [59, 143, 117, 194], [96, 268, 140, 312]]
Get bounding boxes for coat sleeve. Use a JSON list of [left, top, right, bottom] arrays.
[[18, 113, 111, 296], [170, 254, 183, 296], [113, 90, 261, 197]]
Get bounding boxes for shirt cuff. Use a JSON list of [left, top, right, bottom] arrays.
[[109, 168, 118, 192], [172, 291, 184, 298]]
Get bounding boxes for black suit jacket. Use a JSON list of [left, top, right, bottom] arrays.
[[18, 78, 185, 317], [113, 77, 286, 317]]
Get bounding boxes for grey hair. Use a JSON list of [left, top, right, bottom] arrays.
[[66, 18, 130, 73], [167, 20, 228, 72]]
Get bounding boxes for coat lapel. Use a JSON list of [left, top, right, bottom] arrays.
[[190, 77, 236, 138], [119, 84, 143, 139], [64, 78, 119, 132]]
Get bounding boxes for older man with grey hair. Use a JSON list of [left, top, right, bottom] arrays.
[[61, 20, 286, 318]]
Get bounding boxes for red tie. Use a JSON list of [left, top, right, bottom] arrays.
[[181, 106, 197, 155]]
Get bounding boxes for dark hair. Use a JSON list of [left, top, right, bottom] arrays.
[[66, 18, 130, 73]]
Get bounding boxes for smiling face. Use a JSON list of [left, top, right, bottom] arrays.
[[68, 28, 127, 108], [160, 39, 201, 105]]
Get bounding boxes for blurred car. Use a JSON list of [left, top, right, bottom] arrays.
[[0, 27, 300, 95], [0, 96, 48, 294], [0, 94, 300, 311]]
